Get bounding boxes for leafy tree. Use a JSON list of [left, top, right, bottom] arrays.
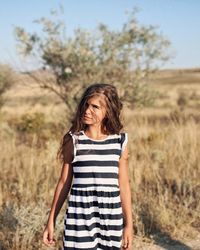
[[14, 7, 171, 116]]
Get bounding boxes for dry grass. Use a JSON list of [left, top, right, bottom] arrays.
[[0, 68, 200, 249]]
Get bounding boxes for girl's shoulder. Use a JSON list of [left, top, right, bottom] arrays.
[[119, 131, 128, 154], [118, 131, 128, 139], [119, 131, 128, 135], [68, 130, 83, 137]]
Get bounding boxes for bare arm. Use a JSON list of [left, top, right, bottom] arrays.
[[43, 133, 74, 246], [47, 162, 73, 227], [119, 145, 133, 249]]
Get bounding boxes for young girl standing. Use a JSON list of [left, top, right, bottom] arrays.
[[43, 83, 133, 249]]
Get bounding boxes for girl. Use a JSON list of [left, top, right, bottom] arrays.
[[42, 83, 133, 249]]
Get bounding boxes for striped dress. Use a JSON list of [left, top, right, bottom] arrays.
[[63, 130, 128, 250]]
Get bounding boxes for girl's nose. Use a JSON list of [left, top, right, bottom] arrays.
[[85, 105, 91, 115]]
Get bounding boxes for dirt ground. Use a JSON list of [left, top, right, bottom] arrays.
[[132, 235, 200, 250]]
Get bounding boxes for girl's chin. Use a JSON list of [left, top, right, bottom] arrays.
[[83, 121, 93, 124], [83, 118, 93, 124]]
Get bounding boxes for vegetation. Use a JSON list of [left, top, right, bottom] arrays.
[[0, 69, 200, 249], [14, 7, 171, 117], [0, 64, 15, 108], [0, 6, 199, 250]]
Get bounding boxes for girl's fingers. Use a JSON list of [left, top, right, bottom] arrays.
[[122, 235, 133, 249], [42, 228, 56, 246], [48, 232, 56, 245], [122, 236, 128, 248], [48, 231, 53, 242], [43, 230, 49, 245], [49, 239, 56, 245]]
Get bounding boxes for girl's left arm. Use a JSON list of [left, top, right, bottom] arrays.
[[118, 145, 133, 248]]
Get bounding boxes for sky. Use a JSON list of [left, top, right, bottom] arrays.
[[0, 0, 199, 71]]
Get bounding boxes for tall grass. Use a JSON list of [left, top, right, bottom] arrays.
[[0, 110, 199, 249], [128, 114, 200, 239]]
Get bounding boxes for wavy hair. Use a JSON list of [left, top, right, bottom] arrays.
[[57, 83, 124, 163]]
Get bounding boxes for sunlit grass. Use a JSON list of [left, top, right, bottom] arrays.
[[1, 69, 200, 249]]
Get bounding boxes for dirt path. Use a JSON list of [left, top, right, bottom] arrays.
[[132, 235, 200, 250]]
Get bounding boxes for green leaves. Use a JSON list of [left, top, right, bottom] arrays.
[[14, 7, 171, 113]]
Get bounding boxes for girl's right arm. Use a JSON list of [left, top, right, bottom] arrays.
[[43, 134, 74, 247]]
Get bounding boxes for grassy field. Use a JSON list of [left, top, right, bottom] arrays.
[[0, 68, 200, 249]]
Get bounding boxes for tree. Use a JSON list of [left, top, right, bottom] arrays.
[[14, 7, 171, 117]]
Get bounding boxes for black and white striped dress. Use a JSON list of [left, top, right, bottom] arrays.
[[63, 130, 128, 250]]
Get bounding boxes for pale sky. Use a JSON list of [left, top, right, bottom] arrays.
[[0, 0, 199, 71]]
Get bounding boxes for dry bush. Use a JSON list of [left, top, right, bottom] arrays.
[[0, 64, 16, 108], [6, 111, 66, 148]]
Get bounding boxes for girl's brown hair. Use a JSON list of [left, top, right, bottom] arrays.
[[57, 83, 124, 164]]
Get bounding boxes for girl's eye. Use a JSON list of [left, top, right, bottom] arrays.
[[92, 105, 99, 109]]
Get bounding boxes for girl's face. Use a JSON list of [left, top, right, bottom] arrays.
[[82, 95, 107, 126]]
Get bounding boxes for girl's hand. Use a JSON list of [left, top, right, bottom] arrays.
[[42, 223, 56, 247], [121, 225, 133, 249]]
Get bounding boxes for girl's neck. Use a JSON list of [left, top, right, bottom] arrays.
[[84, 126, 108, 140]]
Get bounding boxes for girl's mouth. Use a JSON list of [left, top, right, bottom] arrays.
[[84, 115, 92, 119]]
